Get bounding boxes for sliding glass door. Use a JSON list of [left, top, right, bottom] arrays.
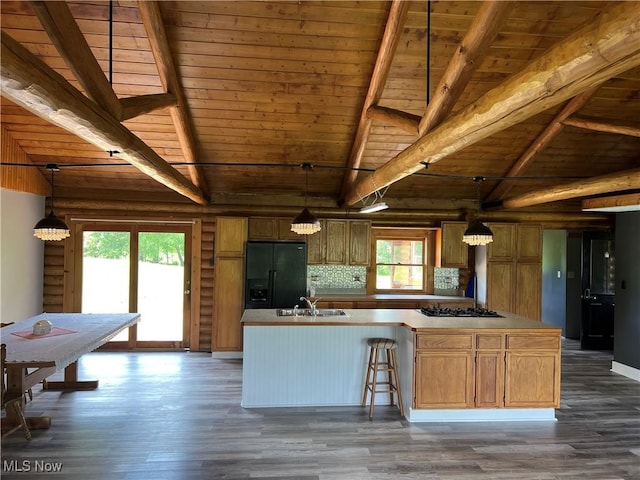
[[79, 223, 191, 349], [136, 231, 186, 343]]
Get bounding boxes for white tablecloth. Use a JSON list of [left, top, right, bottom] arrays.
[[1, 313, 140, 370]]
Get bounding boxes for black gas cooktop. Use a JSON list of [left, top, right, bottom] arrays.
[[420, 306, 503, 318]]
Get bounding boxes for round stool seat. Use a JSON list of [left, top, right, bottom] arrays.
[[367, 337, 398, 350]]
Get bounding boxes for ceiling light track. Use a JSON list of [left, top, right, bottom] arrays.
[[2, 161, 589, 182]]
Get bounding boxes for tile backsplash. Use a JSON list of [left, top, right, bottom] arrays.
[[308, 265, 367, 289], [307, 265, 461, 292], [434, 267, 460, 290]]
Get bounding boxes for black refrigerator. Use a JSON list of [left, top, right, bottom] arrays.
[[245, 241, 307, 309]]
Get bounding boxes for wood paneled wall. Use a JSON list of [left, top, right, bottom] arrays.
[[1, 126, 50, 195]]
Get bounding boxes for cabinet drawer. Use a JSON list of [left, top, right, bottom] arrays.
[[507, 334, 559, 350], [416, 334, 473, 350], [476, 334, 503, 350]]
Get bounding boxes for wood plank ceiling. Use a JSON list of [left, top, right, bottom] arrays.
[[1, 1, 639, 215]]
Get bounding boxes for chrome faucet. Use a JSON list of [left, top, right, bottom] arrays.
[[300, 296, 321, 315]]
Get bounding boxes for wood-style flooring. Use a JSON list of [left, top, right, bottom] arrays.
[[1, 339, 639, 479]]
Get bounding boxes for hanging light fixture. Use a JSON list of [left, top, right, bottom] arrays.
[[33, 164, 70, 241], [291, 163, 321, 235], [359, 186, 390, 213], [463, 177, 493, 246]]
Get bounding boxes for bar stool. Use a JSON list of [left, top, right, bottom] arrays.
[[361, 337, 404, 419]]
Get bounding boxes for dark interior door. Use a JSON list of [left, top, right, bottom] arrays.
[[581, 232, 615, 350]]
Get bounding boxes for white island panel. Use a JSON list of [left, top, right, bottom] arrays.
[[242, 325, 396, 407]]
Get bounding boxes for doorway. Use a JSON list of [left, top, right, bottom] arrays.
[[76, 222, 192, 350], [581, 231, 615, 350]]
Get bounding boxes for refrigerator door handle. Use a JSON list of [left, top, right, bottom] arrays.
[[269, 270, 277, 306]]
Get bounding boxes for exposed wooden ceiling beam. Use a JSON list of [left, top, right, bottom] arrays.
[[562, 115, 640, 137], [32, 0, 184, 124], [0, 30, 208, 205], [501, 168, 640, 209], [418, 0, 514, 136], [366, 105, 420, 135], [138, 0, 210, 197], [582, 193, 640, 211], [344, 2, 640, 207], [485, 86, 600, 203], [338, 0, 410, 203], [119, 93, 177, 121], [31, 1, 122, 120]]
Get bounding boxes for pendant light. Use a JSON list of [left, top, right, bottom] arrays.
[[291, 163, 321, 235], [463, 177, 493, 246], [33, 164, 70, 241]]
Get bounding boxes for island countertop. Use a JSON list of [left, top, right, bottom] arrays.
[[241, 308, 561, 332]]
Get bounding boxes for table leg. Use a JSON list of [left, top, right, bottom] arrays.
[[4, 366, 53, 431], [42, 361, 99, 391]]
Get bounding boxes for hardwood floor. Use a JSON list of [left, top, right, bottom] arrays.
[[2, 339, 638, 479]]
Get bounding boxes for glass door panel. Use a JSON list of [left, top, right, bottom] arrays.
[[81, 231, 131, 341], [137, 232, 185, 342]]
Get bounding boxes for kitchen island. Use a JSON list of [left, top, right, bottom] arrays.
[[241, 309, 561, 422]]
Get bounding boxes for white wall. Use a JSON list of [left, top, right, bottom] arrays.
[[0, 188, 45, 325]]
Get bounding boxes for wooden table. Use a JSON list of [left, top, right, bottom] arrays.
[[1, 313, 140, 430]]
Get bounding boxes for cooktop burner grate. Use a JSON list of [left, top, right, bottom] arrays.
[[420, 307, 503, 318]]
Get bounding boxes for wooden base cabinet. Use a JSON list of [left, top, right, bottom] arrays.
[[413, 330, 561, 410], [414, 334, 474, 408], [415, 351, 474, 408], [504, 333, 561, 407], [475, 351, 504, 408], [504, 352, 560, 407]]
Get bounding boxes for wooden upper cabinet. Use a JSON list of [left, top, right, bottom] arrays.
[[348, 220, 371, 266], [306, 221, 324, 265], [278, 219, 302, 241], [215, 217, 248, 257], [306, 219, 370, 266], [325, 220, 348, 264], [487, 223, 516, 261], [248, 217, 303, 241], [516, 224, 543, 262], [248, 217, 277, 240], [440, 221, 468, 268]]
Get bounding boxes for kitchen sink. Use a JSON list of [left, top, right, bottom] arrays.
[[276, 308, 348, 317]]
